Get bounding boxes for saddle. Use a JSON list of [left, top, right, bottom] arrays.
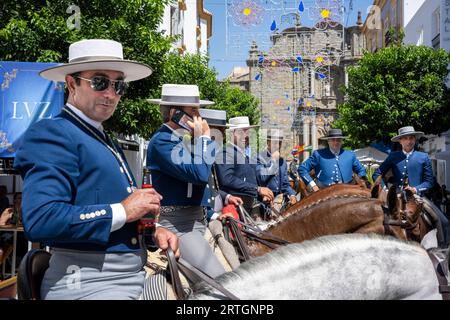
[[427, 247, 450, 300]]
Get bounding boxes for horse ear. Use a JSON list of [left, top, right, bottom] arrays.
[[387, 185, 397, 212], [371, 176, 382, 198], [371, 184, 379, 198]]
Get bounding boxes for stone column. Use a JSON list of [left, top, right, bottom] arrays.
[[303, 118, 310, 159], [311, 117, 318, 151]]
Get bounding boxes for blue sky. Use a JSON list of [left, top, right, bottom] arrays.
[[204, 0, 375, 80]]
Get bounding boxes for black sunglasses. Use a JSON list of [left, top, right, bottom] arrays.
[[76, 76, 128, 95]]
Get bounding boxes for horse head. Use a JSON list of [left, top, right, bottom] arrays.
[[385, 186, 423, 241]]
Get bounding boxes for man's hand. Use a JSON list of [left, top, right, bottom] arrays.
[[121, 188, 163, 223], [228, 195, 243, 206], [271, 151, 280, 161], [154, 226, 180, 258], [312, 185, 320, 192], [404, 186, 417, 195], [187, 115, 210, 138], [218, 211, 235, 221], [258, 187, 274, 202], [289, 195, 297, 205], [0, 208, 13, 226]]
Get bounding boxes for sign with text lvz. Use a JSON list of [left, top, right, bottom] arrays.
[[0, 61, 64, 157]]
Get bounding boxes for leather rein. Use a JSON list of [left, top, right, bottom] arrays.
[[165, 248, 239, 300]]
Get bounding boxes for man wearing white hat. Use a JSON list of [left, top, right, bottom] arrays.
[[215, 117, 274, 216], [14, 39, 179, 299], [373, 126, 434, 195], [199, 108, 243, 221], [299, 128, 368, 191], [373, 126, 450, 245], [146, 84, 226, 278], [257, 129, 297, 211]]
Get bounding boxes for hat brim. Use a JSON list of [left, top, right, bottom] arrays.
[[228, 125, 260, 130], [320, 136, 348, 140], [147, 99, 215, 107], [209, 124, 236, 128], [39, 60, 153, 82], [391, 132, 424, 142]]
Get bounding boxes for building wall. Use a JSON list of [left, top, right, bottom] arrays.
[[247, 25, 365, 159], [404, 0, 450, 188], [404, 0, 441, 47], [363, 0, 404, 52], [158, 0, 212, 55]]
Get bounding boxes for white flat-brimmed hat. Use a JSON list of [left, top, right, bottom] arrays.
[[199, 109, 235, 127], [39, 39, 153, 82], [319, 128, 348, 140], [391, 126, 424, 142], [266, 128, 284, 141], [148, 84, 214, 107], [227, 116, 259, 130]]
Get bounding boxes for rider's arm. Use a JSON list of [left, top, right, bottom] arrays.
[[352, 153, 367, 178], [373, 155, 393, 186], [298, 151, 319, 190], [415, 156, 434, 194]]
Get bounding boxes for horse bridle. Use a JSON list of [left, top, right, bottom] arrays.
[[165, 248, 239, 300], [382, 191, 420, 236], [382, 205, 419, 236]]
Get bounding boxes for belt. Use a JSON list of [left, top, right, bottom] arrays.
[[160, 205, 196, 215]]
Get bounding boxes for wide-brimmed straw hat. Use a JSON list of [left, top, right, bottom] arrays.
[[391, 126, 424, 142], [147, 84, 214, 107], [39, 39, 153, 82], [227, 116, 259, 130], [319, 128, 348, 140], [199, 109, 235, 128], [266, 129, 284, 141]]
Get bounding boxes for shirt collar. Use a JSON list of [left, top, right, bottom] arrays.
[[403, 150, 414, 158], [329, 148, 341, 156], [230, 142, 246, 155], [163, 123, 183, 139], [66, 103, 103, 133]]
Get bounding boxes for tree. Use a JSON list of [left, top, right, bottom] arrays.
[[336, 44, 450, 148]]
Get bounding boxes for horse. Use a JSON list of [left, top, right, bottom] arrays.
[[370, 177, 448, 249], [190, 233, 445, 300], [234, 185, 423, 257]]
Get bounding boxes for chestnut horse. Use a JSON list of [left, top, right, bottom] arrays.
[[241, 185, 423, 257]]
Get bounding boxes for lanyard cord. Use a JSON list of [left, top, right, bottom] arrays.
[[62, 107, 135, 190]]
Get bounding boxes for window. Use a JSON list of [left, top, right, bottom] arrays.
[[432, 7, 441, 38], [417, 27, 424, 46]]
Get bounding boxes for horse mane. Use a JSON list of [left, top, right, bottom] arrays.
[[265, 193, 374, 230], [191, 234, 426, 299]]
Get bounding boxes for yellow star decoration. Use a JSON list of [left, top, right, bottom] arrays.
[[243, 7, 252, 16], [316, 56, 324, 63], [321, 9, 330, 19], [271, 61, 278, 67]]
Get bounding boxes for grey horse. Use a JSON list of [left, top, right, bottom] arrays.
[[190, 233, 443, 300]]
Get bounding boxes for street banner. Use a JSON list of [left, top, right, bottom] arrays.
[[0, 61, 64, 157]]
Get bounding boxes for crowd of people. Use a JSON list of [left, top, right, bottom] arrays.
[[1, 38, 448, 299]]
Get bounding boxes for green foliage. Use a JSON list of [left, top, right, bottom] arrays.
[[337, 44, 450, 147]]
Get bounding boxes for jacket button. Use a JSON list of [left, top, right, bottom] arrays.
[[127, 187, 132, 193], [80, 214, 86, 220], [101, 209, 106, 215], [131, 237, 138, 245], [90, 213, 96, 219], [95, 210, 101, 216]]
